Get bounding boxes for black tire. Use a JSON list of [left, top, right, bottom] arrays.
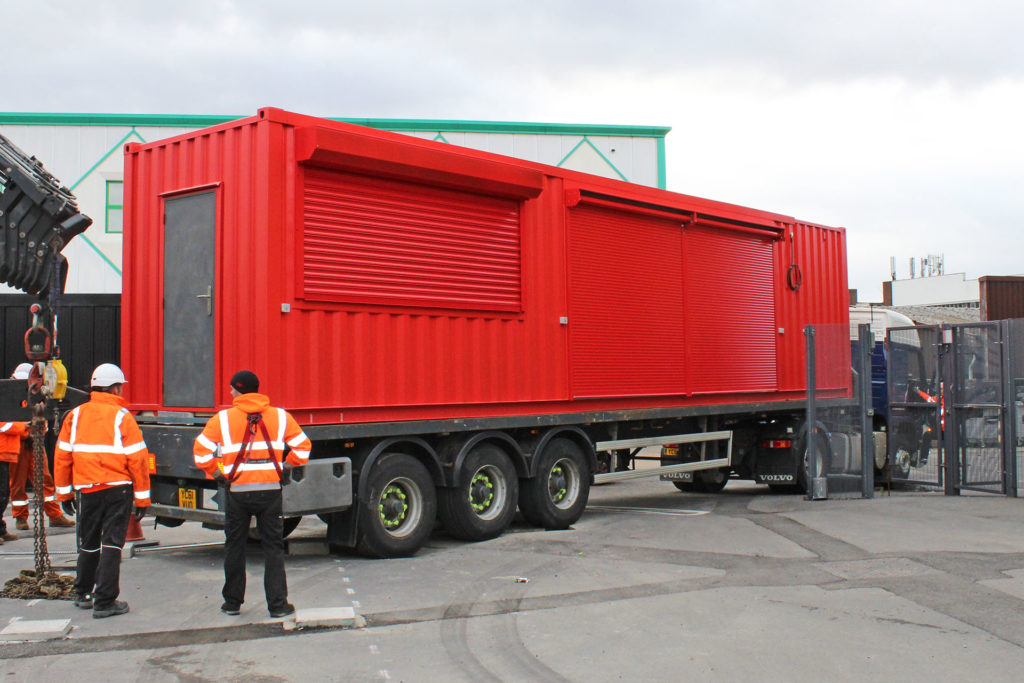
[[797, 430, 829, 494], [693, 468, 730, 493], [155, 516, 185, 528], [356, 452, 437, 558], [519, 437, 590, 529], [439, 444, 519, 542], [672, 480, 697, 492], [892, 448, 913, 479]]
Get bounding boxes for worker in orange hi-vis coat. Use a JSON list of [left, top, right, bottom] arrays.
[[193, 370, 311, 619], [8, 363, 75, 530], [0, 417, 29, 544], [54, 363, 151, 619]]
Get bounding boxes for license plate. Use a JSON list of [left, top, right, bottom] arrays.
[[660, 471, 693, 482], [663, 446, 679, 457], [178, 488, 198, 508]]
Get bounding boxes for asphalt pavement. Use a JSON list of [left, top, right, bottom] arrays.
[[3, 479, 1024, 681]]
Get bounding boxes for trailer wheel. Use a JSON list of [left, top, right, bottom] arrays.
[[439, 444, 519, 541], [356, 452, 437, 558], [694, 467, 730, 493], [672, 481, 697, 492], [519, 438, 590, 529], [892, 448, 913, 478], [155, 516, 185, 528], [798, 430, 829, 493]]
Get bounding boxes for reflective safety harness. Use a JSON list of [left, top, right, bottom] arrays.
[[225, 413, 283, 489]]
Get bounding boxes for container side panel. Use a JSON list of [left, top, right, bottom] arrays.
[[300, 168, 522, 311], [774, 223, 849, 391], [268, 164, 565, 415], [124, 119, 265, 410], [125, 111, 850, 423], [567, 205, 685, 397], [684, 225, 777, 393]]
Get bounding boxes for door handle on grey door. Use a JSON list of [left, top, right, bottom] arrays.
[[196, 286, 213, 315]]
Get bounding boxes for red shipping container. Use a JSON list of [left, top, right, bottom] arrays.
[[122, 108, 848, 426]]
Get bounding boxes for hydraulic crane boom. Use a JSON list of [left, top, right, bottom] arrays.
[[0, 132, 91, 295]]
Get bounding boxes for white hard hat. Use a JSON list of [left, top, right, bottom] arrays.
[[11, 363, 32, 380], [91, 363, 126, 388]]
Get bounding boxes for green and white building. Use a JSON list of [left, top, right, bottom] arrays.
[[0, 112, 670, 294]]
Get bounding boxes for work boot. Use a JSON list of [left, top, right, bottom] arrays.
[[74, 594, 93, 609], [93, 601, 130, 619], [1, 532, 16, 542], [50, 516, 75, 528], [269, 603, 295, 618], [16, 518, 29, 531]]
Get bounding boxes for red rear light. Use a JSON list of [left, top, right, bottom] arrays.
[[760, 439, 793, 449]]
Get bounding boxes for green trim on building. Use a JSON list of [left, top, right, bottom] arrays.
[[67, 129, 147, 278], [76, 233, 122, 276], [106, 180, 124, 234], [0, 112, 240, 128], [432, 132, 451, 143], [0, 114, 673, 282], [656, 136, 667, 189], [0, 111, 671, 139], [1, 111, 671, 190], [556, 137, 629, 182], [69, 128, 145, 191]]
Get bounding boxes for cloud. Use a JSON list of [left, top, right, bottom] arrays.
[[4, 0, 1023, 300]]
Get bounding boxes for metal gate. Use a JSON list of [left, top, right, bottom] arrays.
[[947, 323, 1012, 494], [886, 325, 944, 488], [887, 320, 1022, 496]]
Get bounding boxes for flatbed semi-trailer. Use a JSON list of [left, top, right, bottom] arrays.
[[122, 108, 850, 557]]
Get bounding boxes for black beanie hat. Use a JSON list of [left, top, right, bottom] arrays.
[[230, 370, 260, 394]]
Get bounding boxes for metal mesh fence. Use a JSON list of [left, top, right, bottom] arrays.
[[950, 323, 1005, 493], [1007, 319, 1024, 493], [806, 323, 868, 497], [885, 325, 943, 488]]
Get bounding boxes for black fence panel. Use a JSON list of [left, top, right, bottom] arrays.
[[1009, 319, 1024, 495], [0, 293, 120, 389], [886, 325, 944, 488], [805, 322, 871, 499], [949, 323, 1007, 493]]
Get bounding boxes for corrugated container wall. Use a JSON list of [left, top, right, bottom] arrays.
[[123, 108, 849, 426], [980, 276, 1024, 321]]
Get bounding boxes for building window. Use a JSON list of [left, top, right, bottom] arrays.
[[106, 180, 123, 233]]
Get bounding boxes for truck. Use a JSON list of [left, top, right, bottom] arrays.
[[7, 109, 853, 558], [848, 306, 937, 479]]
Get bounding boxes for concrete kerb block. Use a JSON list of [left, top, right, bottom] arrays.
[[281, 606, 359, 631], [0, 617, 72, 642], [285, 538, 331, 556]]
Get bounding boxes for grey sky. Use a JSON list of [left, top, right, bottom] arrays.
[[6, 0, 1022, 299]]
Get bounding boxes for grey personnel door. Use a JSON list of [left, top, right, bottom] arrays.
[[163, 191, 215, 407]]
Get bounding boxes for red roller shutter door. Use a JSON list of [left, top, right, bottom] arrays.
[[567, 205, 686, 398], [301, 168, 522, 312], [684, 225, 777, 393]]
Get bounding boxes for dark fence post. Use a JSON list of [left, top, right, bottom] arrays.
[[859, 323, 874, 499]]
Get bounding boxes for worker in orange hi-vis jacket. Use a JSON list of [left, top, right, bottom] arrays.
[[54, 363, 151, 619], [192, 370, 311, 619], [0, 415, 29, 544], [8, 363, 75, 530]]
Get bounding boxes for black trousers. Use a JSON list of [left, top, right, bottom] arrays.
[[0, 461, 10, 534], [75, 484, 132, 608], [223, 488, 288, 610]]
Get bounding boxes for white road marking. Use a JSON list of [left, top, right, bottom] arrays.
[[587, 505, 710, 516]]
